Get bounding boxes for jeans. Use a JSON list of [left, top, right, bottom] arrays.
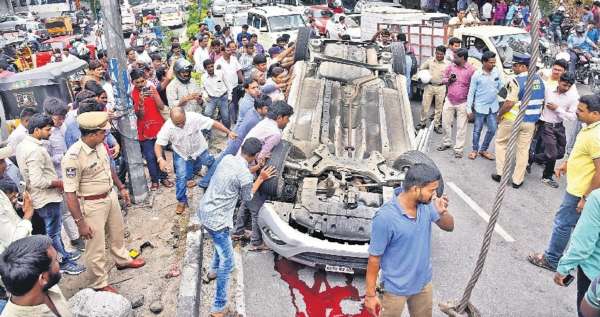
[[568, 50, 578, 74], [206, 226, 234, 313], [551, 24, 562, 42], [36, 202, 70, 263], [173, 150, 215, 203], [472, 111, 497, 152], [205, 94, 231, 129], [234, 191, 267, 246], [544, 192, 581, 268], [140, 139, 166, 184]]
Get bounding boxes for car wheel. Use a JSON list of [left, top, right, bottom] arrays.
[[392, 150, 445, 197], [293, 27, 311, 62], [391, 42, 406, 75], [261, 140, 292, 199]]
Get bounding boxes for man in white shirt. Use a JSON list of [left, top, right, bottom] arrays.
[[6, 108, 37, 155], [481, 0, 493, 21], [215, 41, 243, 98], [534, 72, 579, 188], [193, 34, 210, 74], [154, 107, 237, 214], [202, 59, 232, 128], [326, 15, 347, 40]]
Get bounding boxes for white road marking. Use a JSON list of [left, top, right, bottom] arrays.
[[234, 247, 246, 316], [447, 181, 516, 242]]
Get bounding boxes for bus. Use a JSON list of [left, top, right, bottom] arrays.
[[13, 0, 72, 18]]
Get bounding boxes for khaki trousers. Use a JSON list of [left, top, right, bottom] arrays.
[[494, 120, 536, 185], [441, 99, 468, 152], [421, 84, 446, 126], [81, 190, 131, 289], [381, 283, 433, 317]]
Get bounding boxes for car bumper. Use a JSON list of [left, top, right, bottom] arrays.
[[258, 202, 369, 272]]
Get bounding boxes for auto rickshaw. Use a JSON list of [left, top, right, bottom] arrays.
[[45, 16, 74, 37], [0, 58, 87, 130]]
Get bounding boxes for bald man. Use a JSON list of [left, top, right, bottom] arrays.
[[155, 107, 237, 214]]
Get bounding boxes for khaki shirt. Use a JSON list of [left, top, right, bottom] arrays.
[[61, 140, 113, 196], [420, 57, 449, 85], [15, 136, 62, 209], [0, 285, 72, 317]]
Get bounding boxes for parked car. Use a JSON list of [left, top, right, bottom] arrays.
[[0, 15, 27, 33], [224, 1, 252, 26], [303, 5, 333, 35], [210, 0, 228, 17], [159, 5, 184, 28], [243, 5, 307, 49], [257, 28, 441, 273]]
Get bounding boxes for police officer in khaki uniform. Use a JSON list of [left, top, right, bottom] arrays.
[[62, 112, 145, 293]]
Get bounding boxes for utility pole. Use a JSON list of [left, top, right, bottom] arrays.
[[99, 0, 149, 204]]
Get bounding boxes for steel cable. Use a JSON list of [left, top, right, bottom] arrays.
[[440, 0, 541, 314]]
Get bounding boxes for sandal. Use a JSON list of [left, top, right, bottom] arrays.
[[160, 179, 174, 188], [437, 145, 451, 151], [186, 180, 196, 188], [150, 183, 159, 191], [527, 253, 556, 272], [479, 151, 496, 161], [202, 271, 217, 284], [468, 151, 478, 160]]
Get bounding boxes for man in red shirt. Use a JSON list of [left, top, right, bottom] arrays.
[[131, 69, 174, 190]]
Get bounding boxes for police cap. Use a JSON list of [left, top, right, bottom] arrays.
[[512, 53, 531, 66], [77, 112, 111, 130]]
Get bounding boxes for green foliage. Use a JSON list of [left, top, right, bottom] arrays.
[[186, 24, 199, 40], [187, 3, 201, 27]]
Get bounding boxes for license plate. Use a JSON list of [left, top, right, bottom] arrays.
[[325, 264, 354, 274]]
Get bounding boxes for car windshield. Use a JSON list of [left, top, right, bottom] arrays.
[[268, 14, 305, 32], [160, 7, 177, 13], [490, 33, 531, 67]]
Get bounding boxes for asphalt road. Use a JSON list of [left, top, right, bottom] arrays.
[[217, 84, 594, 317]]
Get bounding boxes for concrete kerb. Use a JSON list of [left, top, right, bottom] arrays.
[[176, 211, 203, 317]]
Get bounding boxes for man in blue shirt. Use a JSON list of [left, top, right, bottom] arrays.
[[568, 24, 598, 73], [364, 163, 454, 317], [203, 11, 216, 33], [466, 51, 503, 161]]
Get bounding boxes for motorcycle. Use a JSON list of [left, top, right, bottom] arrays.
[[572, 48, 592, 84], [589, 57, 600, 94]]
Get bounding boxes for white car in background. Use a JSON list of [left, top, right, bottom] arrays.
[[159, 5, 184, 28], [210, 0, 228, 17], [224, 2, 252, 26], [243, 5, 307, 50]]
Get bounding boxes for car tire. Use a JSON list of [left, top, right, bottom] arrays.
[[293, 27, 311, 62], [261, 140, 292, 198], [391, 42, 406, 75], [392, 150, 445, 197]]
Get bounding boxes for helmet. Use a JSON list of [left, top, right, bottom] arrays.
[[417, 69, 431, 84], [173, 59, 193, 83], [558, 6, 566, 11], [576, 24, 586, 33]]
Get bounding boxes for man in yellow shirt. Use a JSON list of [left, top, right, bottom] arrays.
[[528, 95, 600, 271]]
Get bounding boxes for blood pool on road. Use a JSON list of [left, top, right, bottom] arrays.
[[274, 257, 371, 317]]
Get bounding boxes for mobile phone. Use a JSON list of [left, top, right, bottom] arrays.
[[563, 274, 575, 286], [142, 86, 150, 96], [450, 73, 457, 79]]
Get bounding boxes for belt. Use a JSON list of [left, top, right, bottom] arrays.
[[429, 83, 444, 86], [80, 192, 110, 201], [543, 121, 563, 128]]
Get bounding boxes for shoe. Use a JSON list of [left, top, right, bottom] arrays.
[[95, 285, 119, 293], [512, 182, 523, 189], [66, 249, 82, 261], [454, 151, 463, 158], [491, 174, 501, 182], [416, 123, 426, 129], [176, 202, 186, 215], [160, 179, 174, 188], [542, 178, 559, 188], [434, 125, 443, 134], [232, 230, 252, 241], [150, 182, 159, 191], [437, 144, 451, 151], [70, 238, 85, 252], [116, 258, 146, 270], [60, 261, 86, 275], [526, 163, 532, 174]]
